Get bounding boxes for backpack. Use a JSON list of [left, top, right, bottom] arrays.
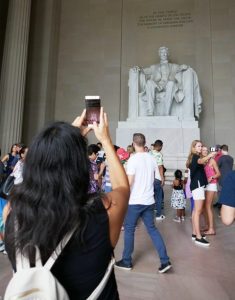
[[4, 230, 115, 300], [4, 232, 73, 300]]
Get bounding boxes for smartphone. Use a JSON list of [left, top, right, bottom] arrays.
[[85, 96, 101, 126], [210, 147, 216, 152]]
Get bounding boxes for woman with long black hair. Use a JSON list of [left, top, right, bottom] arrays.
[[4, 108, 130, 299]]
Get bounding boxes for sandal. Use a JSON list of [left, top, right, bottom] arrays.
[[204, 230, 216, 235]]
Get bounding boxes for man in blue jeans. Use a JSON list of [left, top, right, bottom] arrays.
[[115, 133, 171, 273]]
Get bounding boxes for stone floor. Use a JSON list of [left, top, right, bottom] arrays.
[[1, 186, 235, 299]]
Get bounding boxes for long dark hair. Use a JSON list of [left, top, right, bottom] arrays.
[[5, 122, 97, 263]]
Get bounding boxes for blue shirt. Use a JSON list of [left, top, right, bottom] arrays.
[[219, 171, 235, 208]]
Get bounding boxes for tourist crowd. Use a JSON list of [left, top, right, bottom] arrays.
[[0, 109, 234, 299]]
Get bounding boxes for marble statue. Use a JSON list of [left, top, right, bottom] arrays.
[[128, 47, 202, 120]]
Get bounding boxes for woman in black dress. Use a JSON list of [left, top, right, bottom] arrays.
[[5, 108, 130, 299]]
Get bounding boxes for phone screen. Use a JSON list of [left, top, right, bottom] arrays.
[[85, 96, 101, 126]]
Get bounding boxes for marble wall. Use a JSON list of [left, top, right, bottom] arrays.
[[210, 1, 235, 155], [54, 0, 123, 142], [22, 0, 235, 158]]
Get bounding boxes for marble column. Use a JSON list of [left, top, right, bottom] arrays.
[[0, 0, 31, 154]]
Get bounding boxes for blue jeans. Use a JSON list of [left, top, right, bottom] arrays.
[[122, 204, 169, 265], [154, 179, 164, 217], [104, 185, 112, 193]]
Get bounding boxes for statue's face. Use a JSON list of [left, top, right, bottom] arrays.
[[159, 48, 168, 61]]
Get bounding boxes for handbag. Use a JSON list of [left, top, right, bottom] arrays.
[[2, 175, 14, 197]]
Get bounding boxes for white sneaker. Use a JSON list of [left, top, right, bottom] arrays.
[[156, 215, 166, 221], [173, 217, 181, 223]]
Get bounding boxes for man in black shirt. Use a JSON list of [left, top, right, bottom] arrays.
[[219, 170, 235, 225], [214, 145, 234, 208]]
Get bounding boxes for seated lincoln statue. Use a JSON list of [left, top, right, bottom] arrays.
[[128, 46, 202, 120]]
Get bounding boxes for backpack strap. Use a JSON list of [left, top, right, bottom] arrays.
[[44, 229, 76, 270], [16, 246, 42, 271], [87, 256, 115, 300], [15, 228, 76, 271]]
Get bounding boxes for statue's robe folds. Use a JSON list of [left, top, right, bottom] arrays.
[[128, 64, 202, 120]]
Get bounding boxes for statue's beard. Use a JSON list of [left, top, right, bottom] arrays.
[[160, 59, 168, 64]]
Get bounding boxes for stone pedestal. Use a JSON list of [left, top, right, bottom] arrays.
[[116, 116, 200, 170]]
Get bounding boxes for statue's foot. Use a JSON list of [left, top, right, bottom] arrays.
[[146, 110, 153, 116]]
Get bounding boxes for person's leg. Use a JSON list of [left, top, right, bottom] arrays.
[[173, 208, 181, 222], [192, 208, 196, 235], [190, 197, 194, 213], [204, 191, 216, 234], [180, 209, 185, 221], [122, 205, 141, 265], [145, 80, 157, 115], [164, 81, 174, 115], [154, 179, 164, 217], [177, 209, 181, 218], [141, 205, 169, 265], [201, 205, 209, 231], [192, 200, 204, 239]]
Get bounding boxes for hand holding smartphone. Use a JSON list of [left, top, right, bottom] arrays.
[[85, 96, 101, 126], [210, 147, 217, 152]]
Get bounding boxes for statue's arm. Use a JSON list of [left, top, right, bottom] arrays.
[[177, 64, 188, 72], [142, 66, 152, 75]]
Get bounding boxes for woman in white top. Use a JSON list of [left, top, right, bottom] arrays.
[[11, 146, 28, 185]]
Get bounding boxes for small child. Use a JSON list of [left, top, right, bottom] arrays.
[[171, 169, 186, 222]]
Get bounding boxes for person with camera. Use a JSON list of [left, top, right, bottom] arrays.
[[201, 146, 220, 235], [5, 108, 130, 299], [186, 140, 216, 246]]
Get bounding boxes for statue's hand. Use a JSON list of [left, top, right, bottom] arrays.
[[132, 66, 141, 73], [178, 64, 188, 71], [198, 104, 202, 114], [156, 81, 165, 91]]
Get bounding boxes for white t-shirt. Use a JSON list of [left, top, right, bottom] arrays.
[[150, 150, 163, 180], [11, 160, 24, 185], [126, 152, 157, 205]]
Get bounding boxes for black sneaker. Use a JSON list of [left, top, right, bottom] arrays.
[[158, 261, 172, 273], [192, 234, 206, 241], [195, 237, 210, 246], [115, 259, 133, 270]]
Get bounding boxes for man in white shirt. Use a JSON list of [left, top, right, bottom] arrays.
[[151, 139, 166, 220], [115, 133, 171, 273]]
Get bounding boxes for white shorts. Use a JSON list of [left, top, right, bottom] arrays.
[[192, 186, 206, 200], [205, 183, 218, 192]]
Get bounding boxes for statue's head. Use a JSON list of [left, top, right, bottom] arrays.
[[158, 46, 169, 61]]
